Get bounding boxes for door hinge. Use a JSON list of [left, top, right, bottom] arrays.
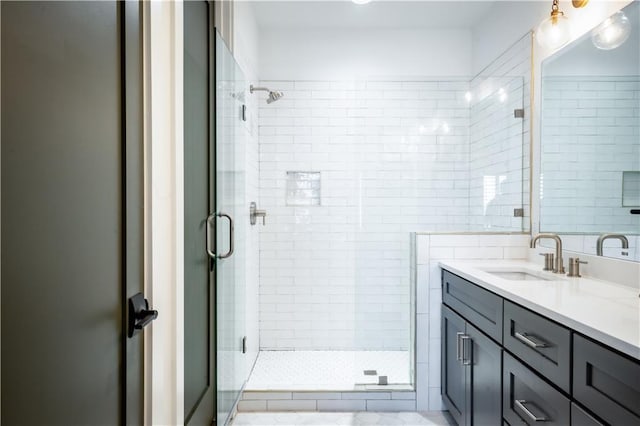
[[242, 336, 247, 354], [514, 108, 525, 118]]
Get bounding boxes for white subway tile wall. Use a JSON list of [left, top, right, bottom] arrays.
[[540, 76, 640, 234], [414, 233, 530, 410], [468, 34, 532, 231], [258, 80, 473, 351]]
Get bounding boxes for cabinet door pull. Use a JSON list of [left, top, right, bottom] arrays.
[[515, 399, 548, 422], [461, 335, 472, 365], [515, 331, 548, 349], [456, 332, 464, 361]]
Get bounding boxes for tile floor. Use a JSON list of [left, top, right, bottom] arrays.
[[246, 351, 412, 391], [231, 411, 455, 426]]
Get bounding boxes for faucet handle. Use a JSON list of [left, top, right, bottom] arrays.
[[539, 253, 554, 271], [567, 257, 587, 278]]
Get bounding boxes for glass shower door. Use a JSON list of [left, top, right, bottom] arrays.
[[215, 32, 246, 425]]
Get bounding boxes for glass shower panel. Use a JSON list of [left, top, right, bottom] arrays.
[[215, 32, 246, 425], [468, 76, 526, 231]]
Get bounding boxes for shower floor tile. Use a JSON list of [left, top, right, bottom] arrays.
[[245, 351, 411, 391]]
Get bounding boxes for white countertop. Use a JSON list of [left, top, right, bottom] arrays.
[[439, 260, 640, 360]]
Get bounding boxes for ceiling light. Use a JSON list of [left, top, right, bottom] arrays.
[[352, 0, 372, 4], [536, 0, 572, 50], [592, 11, 631, 50]]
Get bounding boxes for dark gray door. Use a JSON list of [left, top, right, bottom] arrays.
[[184, 1, 216, 424], [1, 1, 144, 424], [466, 323, 502, 426], [442, 305, 468, 426]]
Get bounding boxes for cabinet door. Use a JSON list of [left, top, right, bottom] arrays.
[[466, 323, 502, 426], [442, 305, 468, 426]]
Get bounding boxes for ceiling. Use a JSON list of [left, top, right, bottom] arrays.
[[249, 1, 497, 30]]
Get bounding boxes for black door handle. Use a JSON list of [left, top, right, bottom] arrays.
[[128, 293, 158, 338]]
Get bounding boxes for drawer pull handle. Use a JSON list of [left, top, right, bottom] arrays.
[[515, 331, 548, 349], [456, 332, 464, 361], [461, 335, 472, 365], [515, 399, 548, 422]]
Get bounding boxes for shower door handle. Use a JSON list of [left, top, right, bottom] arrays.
[[206, 214, 216, 259], [206, 212, 234, 259], [216, 212, 234, 259]]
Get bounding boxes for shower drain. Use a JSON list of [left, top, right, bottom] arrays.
[[363, 370, 388, 385]]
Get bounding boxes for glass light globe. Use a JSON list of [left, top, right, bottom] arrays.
[[592, 11, 631, 50], [537, 12, 572, 50]]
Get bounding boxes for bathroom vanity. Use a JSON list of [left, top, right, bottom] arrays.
[[439, 261, 640, 426]]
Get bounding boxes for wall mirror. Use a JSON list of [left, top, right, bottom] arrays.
[[539, 0, 640, 261]]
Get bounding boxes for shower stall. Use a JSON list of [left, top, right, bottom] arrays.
[[209, 26, 529, 419]]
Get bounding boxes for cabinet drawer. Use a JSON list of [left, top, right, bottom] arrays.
[[573, 334, 640, 425], [503, 301, 571, 393], [571, 403, 603, 426], [442, 270, 503, 342], [503, 353, 570, 426]]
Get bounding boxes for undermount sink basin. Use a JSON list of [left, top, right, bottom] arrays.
[[481, 269, 556, 281]]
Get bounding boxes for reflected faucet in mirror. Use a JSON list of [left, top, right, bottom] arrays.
[[531, 233, 565, 274], [596, 233, 629, 257]]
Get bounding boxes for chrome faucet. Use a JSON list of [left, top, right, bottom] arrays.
[[596, 233, 629, 256], [531, 233, 565, 274]]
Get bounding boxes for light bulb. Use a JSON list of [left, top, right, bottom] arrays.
[[592, 11, 631, 50], [536, 0, 572, 50]]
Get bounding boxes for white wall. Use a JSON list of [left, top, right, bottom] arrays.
[[258, 28, 473, 80]]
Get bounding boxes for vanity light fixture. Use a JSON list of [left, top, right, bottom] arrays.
[[571, 0, 589, 8], [352, 0, 372, 4], [591, 11, 631, 50], [536, 0, 572, 50]]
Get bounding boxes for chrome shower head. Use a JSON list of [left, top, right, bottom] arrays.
[[267, 90, 284, 104], [250, 84, 285, 104]]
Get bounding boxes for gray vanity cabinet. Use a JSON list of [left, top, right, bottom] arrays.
[[442, 305, 502, 426], [441, 267, 640, 426]]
